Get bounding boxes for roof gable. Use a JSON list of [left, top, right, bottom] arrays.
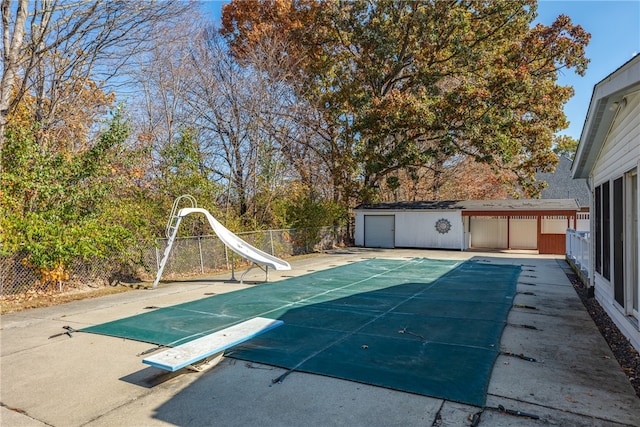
[[573, 55, 640, 178]]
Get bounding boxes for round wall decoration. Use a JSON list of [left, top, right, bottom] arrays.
[[435, 218, 452, 234]]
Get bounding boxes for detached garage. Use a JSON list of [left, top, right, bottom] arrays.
[[354, 199, 581, 254]]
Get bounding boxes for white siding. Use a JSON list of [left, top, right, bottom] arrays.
[[394, 211, 463, 249], [592, 91, 640, 184], [354, 211, 365, 246], [591, 90, 640, 352]]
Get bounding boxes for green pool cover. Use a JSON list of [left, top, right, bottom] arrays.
[[82, 258, 520, 406]]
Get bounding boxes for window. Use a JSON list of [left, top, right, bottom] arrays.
[[595, 185, 602, 274], [614, 177, 624, 305], [603, 181, 611, 281]]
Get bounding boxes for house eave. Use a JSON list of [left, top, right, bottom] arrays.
[[572, 56, 640, 179]]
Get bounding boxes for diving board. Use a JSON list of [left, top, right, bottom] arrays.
[[143, 317, 284, 372], [152, 195, 291, 289]]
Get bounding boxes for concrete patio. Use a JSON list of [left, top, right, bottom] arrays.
[[1, 248, 639, 426]]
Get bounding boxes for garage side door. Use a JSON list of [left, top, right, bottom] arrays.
[[364, 215, 395, 248]]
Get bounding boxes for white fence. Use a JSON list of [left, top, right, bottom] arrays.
[[576, 212, 590, 231], [566, 228, 590, 281]]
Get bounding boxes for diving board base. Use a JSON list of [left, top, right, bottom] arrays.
[[186, 351, 224, 372], [142, 317, 284, 372]]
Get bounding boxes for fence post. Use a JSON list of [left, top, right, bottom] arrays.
[[198, 236, 204, 275], [270, 230, 275, 255], [155, 244, 160, 272]]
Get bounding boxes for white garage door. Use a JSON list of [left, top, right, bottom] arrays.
[[470, 216, 508, 249], [509, 216, 538, 249], [364, 215, 395, 248]]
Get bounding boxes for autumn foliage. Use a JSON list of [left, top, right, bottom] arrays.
[[221, 0, 590, 203], [1, 0, 592, 289]]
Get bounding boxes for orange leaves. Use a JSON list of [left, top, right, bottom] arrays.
[[220, 1, 590, 204], [522, 13, 591, 77], [49, 77, 114, 148], [39, 262, 70, 284], [222, 0, 320, 63], [6, 73, 115, 154], [5, 82, 36, 128], [21, 258, 69, 288]]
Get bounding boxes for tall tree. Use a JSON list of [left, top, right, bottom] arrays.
[[183, 27, 307, 226], [133, 14, 201, 156], [0, 105, 152, 282], [184, 27, 261, 221], [131, 16, 327, 230], [221, 0, 590, 203], [1, 0, 28, 149], [381, 157, 512, 202], [0, 0, 194, 151], [552, 134, 579, 160], [130, 12, 209, 223]]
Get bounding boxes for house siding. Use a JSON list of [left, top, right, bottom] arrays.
[[592, 91, 640, 182], [590, 91, 640, 352], [395, 211, 462, 249]]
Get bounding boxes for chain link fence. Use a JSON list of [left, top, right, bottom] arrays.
[[1, 226, 349, 297], [0, 253, 124, 294]]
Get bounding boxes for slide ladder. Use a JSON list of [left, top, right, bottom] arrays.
[[151, 195, 291, 289], [152, 195, 198, 290], [166, 195, 197, 239]]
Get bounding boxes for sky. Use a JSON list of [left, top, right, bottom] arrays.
[[202, 1, 640, 142], [535, 0, 640, 141]]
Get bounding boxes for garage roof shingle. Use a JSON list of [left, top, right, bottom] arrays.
[[355, 199, 580, 211]]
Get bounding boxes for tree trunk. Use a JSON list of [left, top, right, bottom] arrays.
[[0, 0, 29, 152]]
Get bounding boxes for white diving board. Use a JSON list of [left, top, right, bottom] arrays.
[[143, 317, 284, 372]]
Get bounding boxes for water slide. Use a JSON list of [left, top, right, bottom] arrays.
[[152, 197, 291, 289], [181, 208, 291, 271]]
